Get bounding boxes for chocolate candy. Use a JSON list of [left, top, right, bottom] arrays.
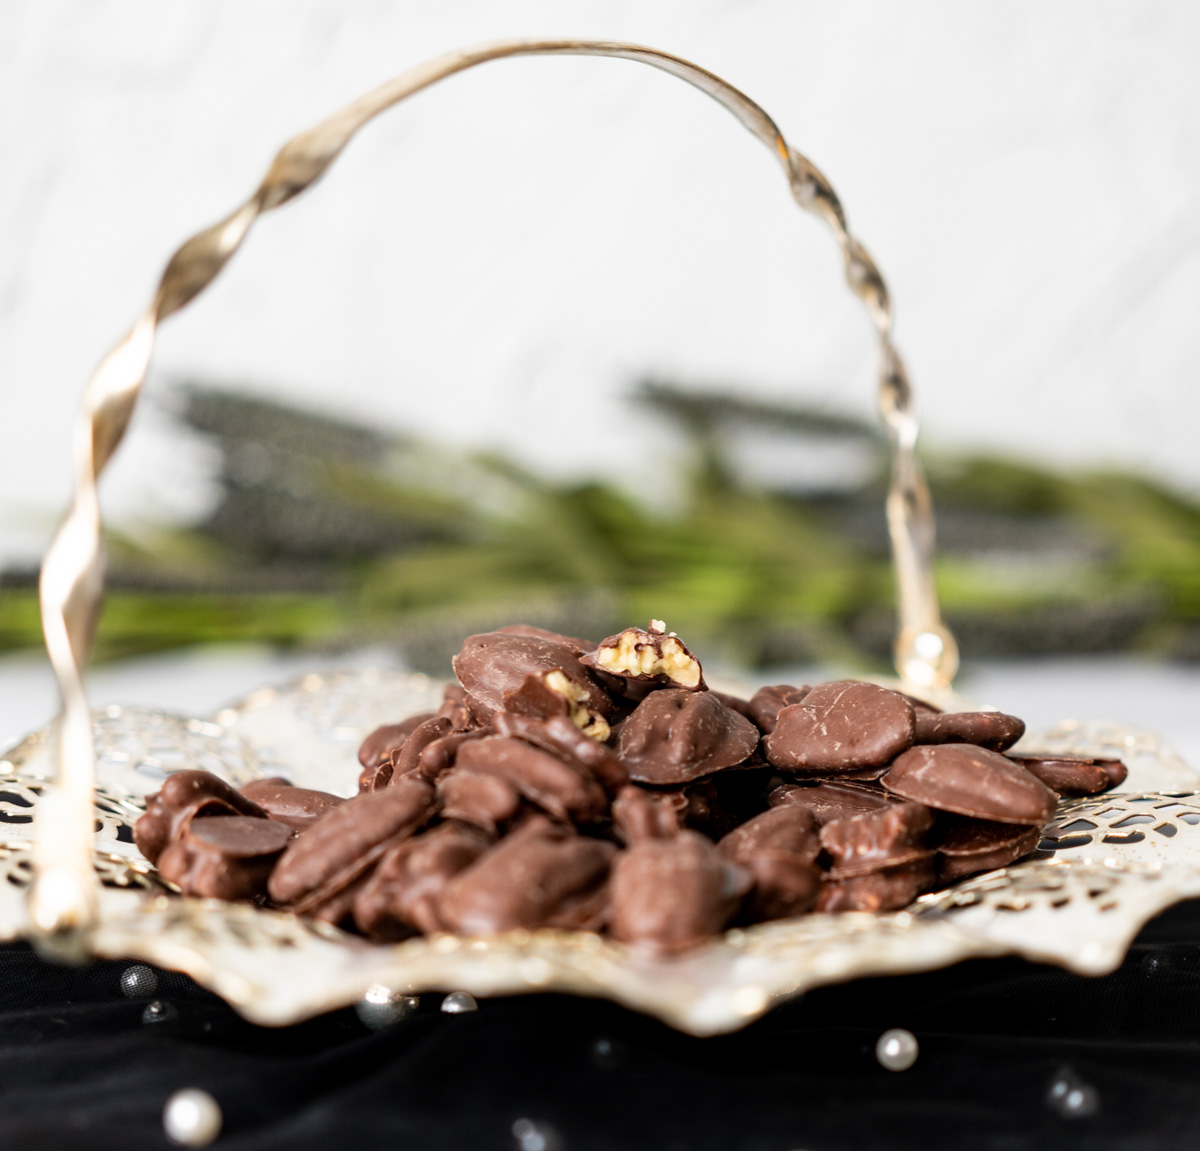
[[611, 785, 687, 843], [763, 681, 915, 773], [157, 815, 292, 901], [768, 779, 893, 826], [819, 802, 934, 877], [581, 622, 705, 691], [914, 710, 1025, 752], [933, 815, 1044, 881], [358, 712, 435, 770], [718, 807, 822, 921], [239, 779, 344, 832], [135, 770, 268, 865], [616, 689, 759, 785], [436, 769, 523, 835], [136, 619, 1135, 953], [439, 816, 616, 935], [436, 684, 476, 732], [493, 711, 628, 796], [718, 806, 821, 867], [453, 631, 613, 738], [268, 777, 436, 910], [1008, 754, 1128, 797], [610, 830, 751, 955], [453, 736, 609, 824], [882, 744, 1058, 825], [816, 857, 936, 913], [747, 684, 811, 734], [353, 820, 494, 939], [496, 623, 597, 655]]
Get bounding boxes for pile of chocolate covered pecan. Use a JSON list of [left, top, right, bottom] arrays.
[[135, 622, 1127, 955]]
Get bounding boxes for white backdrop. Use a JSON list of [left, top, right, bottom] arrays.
[[3, 0, 1199, 563]]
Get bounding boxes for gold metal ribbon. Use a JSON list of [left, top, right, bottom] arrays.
[[31, 39, 958, 950]]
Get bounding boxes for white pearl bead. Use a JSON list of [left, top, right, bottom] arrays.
[[441, 990, 478, 1014], [163, 1088, 222, 1147], [875, 1028, 919, 1071]]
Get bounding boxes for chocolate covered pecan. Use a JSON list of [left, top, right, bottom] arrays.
[[763, 681, 915, 773], [268, 777, 437, 910], [239, 779, 344, 832], [493, 711, 628, 796], [816, 857, 936, 913], [353, 820, 494, 939], [882, 743, 1058, 825], [933, 815, 1044, 881], [358, 712, 436, 771], [747, 684, 811, 734], [610, 830, 751, 955], [611, 785, 686, 843], [819, 802, 934, 877], [914, 710, 1025, 752], [1007, 754, 1128, 797], [438, 816, 616, 935], [581, 622, 705, 691], [157, 815, 292, 901], [135, 770, 268, 865], [768, 779, 893, 826], [436, 769, 523, 835], [616, 689, 759, 785], [453, 736, 609, 824]]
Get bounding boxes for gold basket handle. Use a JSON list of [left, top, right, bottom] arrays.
[[31, 39, 958, 951]]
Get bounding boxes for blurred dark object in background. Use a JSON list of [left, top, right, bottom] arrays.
[[2, 379, 1198, 672]]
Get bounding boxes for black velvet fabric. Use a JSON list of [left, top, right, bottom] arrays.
[[4, 901, 1200, 1150]]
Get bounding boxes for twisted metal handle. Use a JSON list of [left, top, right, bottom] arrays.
[[31, 38, 958, 950]]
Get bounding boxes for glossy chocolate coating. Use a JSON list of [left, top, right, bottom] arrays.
[[493, 711, 628, 796], [914, 710, 1025, 752], [933, 815, 1044, 881], [816, 856, 936, 913], [438, 816, 616, 935], [496, 623, 597, 655], [611, 785, 686, 843], [763, 681, 915, 773], [768, 780, 893, 826], [453, 631, 613, 727], [135, 770, 268, 865], [354, 821, 493, 939], [239, 780, 344, 832], [358, 712, 435, 770], [747, 684, 811, 734], [454, 736, 609, 824], [820, 802, 934, 877], [718, 806, 820, 867], [882, 743, 1058, 825], [1008, 754, 1128, 797], [436, 768, 523, 835], [268, 776, 436, 908], [377, 716, 455, 786], [157, 815, 292, 901], [616, 689, 759, 785], [610, 830, 751, 955]]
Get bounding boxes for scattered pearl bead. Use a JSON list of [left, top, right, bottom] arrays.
[[120, 964, 158, 998], [163, 1089, 222, 1147], [441, 991, 478, 1014], [1046, 1069, 1098, 1117], [512, 1117, 562, 1151], [355, 985, 419, 1030], [875, 1028, 919, 1072], [142, 999, 179, 1025]]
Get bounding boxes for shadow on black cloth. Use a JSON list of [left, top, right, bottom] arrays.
[[4, 900, 1200, 1150]]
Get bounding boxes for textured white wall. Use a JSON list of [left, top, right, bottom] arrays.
[[3, 1, 1199, 563]]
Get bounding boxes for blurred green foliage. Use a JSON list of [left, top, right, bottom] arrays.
[[3, 384, 1198, 670]]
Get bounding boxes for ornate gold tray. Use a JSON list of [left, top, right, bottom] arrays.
[[12, 39, 1200, 1036]]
